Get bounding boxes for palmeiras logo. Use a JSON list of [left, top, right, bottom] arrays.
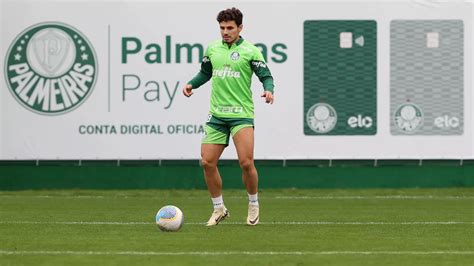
[[394, 102, 423, 133], [306, 103, 337, 133], [230, 51, 240, 61], [4, 22, 97, 115]]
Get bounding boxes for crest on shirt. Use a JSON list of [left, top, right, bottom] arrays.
[[230, 51, 240, 61]]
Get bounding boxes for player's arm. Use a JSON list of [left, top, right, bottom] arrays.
[[251, 59, 275, 104], [183, 55, 213, 97]]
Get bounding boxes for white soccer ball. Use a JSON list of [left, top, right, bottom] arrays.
[[155, 205, 184, 232]]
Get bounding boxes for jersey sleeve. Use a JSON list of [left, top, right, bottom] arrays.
[[188, 46, 213, 89], [250, 47, 275, 93]]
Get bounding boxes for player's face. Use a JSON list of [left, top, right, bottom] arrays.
[[219, 20, 242, 44]]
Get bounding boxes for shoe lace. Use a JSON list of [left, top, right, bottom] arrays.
[[248, 205, 258, 217], [212, 207, 225, 217]]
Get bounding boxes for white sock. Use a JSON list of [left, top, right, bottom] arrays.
[[211, 195, 224, 209], [248, 193, 259, 206]]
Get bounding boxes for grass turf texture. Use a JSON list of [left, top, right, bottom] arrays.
[[0, 188, 473, 265]]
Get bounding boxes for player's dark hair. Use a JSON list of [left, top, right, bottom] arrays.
[[216, 7, 243, 26]]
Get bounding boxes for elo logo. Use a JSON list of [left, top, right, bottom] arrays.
[[434, 115, 460, 128], [347, 115, 373, 128]]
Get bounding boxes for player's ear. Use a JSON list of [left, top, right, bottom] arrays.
[[238, 24, 243, 32]]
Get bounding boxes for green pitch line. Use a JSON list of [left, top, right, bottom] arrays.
[[1, 189, 473, 266]]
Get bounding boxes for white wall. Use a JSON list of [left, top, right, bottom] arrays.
[[1, 0, 472, 159]]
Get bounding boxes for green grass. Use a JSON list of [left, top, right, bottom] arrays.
[[0, 188, 473, 265]]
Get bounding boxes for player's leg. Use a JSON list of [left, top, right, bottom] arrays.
[[201, 143, 225, 198], [201, 120, 230, 226], [232, 126, 258, 193], [232, 126, 260, 225], [201, 143, 229, 226]]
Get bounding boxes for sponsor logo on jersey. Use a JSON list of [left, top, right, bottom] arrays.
[[306, 103, 337, 133], [251, 61, 267, 68], [213, 66, 241, 79], [4, 22, 97, 115], [216, 106, 243, 114]]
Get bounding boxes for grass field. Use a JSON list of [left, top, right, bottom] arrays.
[[0, 188, 473, 265]]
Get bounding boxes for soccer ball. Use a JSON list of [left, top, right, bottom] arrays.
[[155, 205, 184, 232]]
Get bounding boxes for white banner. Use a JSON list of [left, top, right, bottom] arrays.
[[1, 0, 472, 159]]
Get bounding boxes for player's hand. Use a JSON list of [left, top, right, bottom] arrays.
[[261, 91, 274, 104], [182, 84, 193, 97]]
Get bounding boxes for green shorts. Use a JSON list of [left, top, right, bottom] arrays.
[[202, 115, 254, 146]]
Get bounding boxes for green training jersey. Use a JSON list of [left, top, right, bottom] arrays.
[[189, 37, 274, 119]]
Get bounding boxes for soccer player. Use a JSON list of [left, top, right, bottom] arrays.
[[182, 7, 275, 226]]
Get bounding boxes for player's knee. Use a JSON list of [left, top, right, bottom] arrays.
[[201, 158, 217, 171], [239, 158, 254, 171]]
